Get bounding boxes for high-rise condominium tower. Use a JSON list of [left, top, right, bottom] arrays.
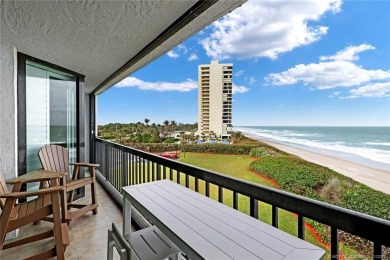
[[198, 60, 233, 139]]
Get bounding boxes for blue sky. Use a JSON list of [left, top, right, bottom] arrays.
[[98, 0, 390, 126]]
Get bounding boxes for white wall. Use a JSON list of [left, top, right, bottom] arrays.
[[0, 44, 17, 180]]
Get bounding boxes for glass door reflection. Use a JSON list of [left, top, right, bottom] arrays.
[[26, 61, 77, 186]]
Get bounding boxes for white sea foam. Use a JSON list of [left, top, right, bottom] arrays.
[[234, 127, 390, 167], [365, 142, 390, 146]]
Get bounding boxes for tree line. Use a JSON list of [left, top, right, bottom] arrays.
[[97, 119, 198, 144], [98, 119, 244, 144]]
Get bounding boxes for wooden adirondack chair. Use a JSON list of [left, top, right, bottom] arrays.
[[0, 170, 69, 259], [38, 144, 99, 224]]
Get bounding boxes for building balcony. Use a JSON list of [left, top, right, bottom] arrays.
[[91, 139, 389, 259], [2, 139, 389, 258], [1, 1, 389, 259]]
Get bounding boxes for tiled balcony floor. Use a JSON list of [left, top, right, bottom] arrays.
[[1, 181, 134, 259]]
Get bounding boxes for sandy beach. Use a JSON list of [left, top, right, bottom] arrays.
[[244, 133, 390, 195]]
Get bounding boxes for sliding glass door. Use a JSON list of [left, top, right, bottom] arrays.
[[18, 53, 85, 198], [25, 61, 77, 174], [17, 53, 85, 201]]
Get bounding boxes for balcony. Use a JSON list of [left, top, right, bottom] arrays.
[[1, 1, 389, 259], [2, 139, 388, 258], [92, 139, 389, 259]]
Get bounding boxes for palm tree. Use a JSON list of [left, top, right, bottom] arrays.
[[236, 131, 244, 142], [209, 130, 216, 140], [135, 121, 142, 133], [231, 131, 243, 143], [144, 118, 150, 126], [163, 120, 169, 136], [189, 132, 196, 144], [230, 132, 236, 143], [170, 120, 177, 133]]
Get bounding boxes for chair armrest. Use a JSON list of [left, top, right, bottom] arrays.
[[0, 186, 64, 199], [6, 170, 67, 184], [70, 163, 99, 180], [70, 163, 100, 167]]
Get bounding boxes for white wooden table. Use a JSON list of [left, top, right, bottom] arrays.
[[122, 180, 325, 260]]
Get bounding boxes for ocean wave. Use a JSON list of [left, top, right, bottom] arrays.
[[237, 127, 321, 138], [365, 142, 390, 146], [234, 127, 390, 166]]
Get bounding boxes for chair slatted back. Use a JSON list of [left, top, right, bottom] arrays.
[[0, 171, 10, 208], [38, 145, 70, 182]]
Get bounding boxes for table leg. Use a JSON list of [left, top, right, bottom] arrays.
[[123, 195, 132, 237]]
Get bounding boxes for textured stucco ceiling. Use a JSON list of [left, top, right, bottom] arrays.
[[1, 0, 246, 93]]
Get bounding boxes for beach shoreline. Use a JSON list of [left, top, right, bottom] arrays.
[[243, 132, 390, 195]]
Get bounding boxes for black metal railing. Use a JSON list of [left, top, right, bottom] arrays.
[[94, 138, 390, 259]]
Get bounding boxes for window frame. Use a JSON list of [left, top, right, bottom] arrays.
[[17, 52, 86, 197]]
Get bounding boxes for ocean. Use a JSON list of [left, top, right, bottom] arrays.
[[234, 126, 390, 172]]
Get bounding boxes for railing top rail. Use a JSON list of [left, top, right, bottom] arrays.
[[95, 138, 390, 246]]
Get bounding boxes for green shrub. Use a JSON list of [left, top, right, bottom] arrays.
[[163, 138, 179, 143], [124, 143, 260, 155], [250, 156, 334, 198], [124, 143, 180, 153], [249, 147, 286, 158], [249, 156, 390, 220], [181, 144, 258, 155], [341, 184, 390, 219]]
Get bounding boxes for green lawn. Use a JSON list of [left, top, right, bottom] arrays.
[[180, 152, 274, 187], [177, 152, 361, 258]]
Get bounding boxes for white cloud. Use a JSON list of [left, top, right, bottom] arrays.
[[320, 44, 375, 61], [235, 69, 245, 76], [342, 82, 390, 99], [233, 83, 250, 94], [188, 53, 198, 61], [249, 77, 256, 85], [167, 44, 199, 61], [177, 44, 188, 54], [329, 91, 341, 97], [199, 0, 341, 60], [265, 44, 390, 90], [115, 77, 197, 92], [167, 50, 179, 58]]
